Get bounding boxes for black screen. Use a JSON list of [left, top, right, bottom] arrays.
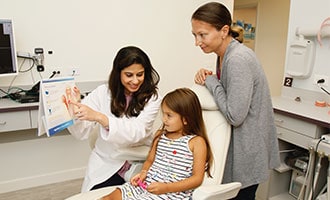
[[0, 19, 17, 76]]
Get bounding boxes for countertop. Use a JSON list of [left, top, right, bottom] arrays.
[[0, 98, 38, 112], [272, 87, 329, 128]]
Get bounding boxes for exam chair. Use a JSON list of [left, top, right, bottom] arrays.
[[65, 84, 241, 200]]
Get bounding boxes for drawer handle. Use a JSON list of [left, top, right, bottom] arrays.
[[0, 121, 7, 126]]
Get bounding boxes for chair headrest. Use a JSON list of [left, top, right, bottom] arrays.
[[190, 84, 218, 111]]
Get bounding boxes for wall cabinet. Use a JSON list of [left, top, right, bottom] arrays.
[[30, 109, 38, 129], [0, 110, 33, 132], [274, 112, 325, 149], [0, 97, 39, 133]]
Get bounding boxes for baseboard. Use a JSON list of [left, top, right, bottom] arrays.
[[0, 167, 86, 193]]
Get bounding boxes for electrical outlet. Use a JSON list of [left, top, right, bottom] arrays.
[[321, 134, 330, 144], [68, 67, 80, 76], [313, 74, 328, 86]]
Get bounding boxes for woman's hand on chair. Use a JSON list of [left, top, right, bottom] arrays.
[[194, 68, 213, 85]]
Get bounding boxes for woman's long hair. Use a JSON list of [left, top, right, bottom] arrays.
[[108, 46, 160, 117]]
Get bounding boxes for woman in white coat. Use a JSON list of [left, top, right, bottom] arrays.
[[66, 46, 161, 192]]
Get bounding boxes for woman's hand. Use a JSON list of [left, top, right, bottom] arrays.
[[69, 101, 109, 128], [69, 101, 98, 121], [72, 86, 81, 103], [63, 86, 109, 128], [65, 86, 81, 103], [63, 86, 81, 117], [194, 68, 213, 85]]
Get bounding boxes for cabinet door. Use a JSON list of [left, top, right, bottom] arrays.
[[274, 113, 322, 138], [0, 111, 31, 132], [30, 109, 38, 128]]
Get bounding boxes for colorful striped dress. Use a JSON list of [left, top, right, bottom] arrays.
[[120, 133, 196, 200]]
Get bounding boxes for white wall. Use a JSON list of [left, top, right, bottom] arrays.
[[0, 130, 91, 193], [285, 0, 330, 93], [0, 0, 233, 96], [235, 0, 290, 96]]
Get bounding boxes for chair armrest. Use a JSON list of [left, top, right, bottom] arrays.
[[192, 182, 242, 200], [65, 186, 117, 200]]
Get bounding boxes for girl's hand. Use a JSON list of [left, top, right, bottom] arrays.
[[130, 170, 147, 186], [130, 173, 142, 186], [147, 182, 168, 195], [194, 68, 213, 85]]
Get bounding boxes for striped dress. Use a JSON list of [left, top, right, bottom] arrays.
[[120, 134, 196, 200]]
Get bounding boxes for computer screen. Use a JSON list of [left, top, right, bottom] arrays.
[[0, 19, 18, 77]]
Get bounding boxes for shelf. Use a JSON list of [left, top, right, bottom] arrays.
[[274, 163, 292, 173]]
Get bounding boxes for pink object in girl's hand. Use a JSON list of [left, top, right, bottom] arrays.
[[137, 179, 147, 189]]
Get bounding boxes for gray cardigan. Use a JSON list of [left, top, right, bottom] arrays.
[[205, 39, 280, 188]]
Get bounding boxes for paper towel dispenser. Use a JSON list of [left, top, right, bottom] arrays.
[[286, 36, 315, 79]]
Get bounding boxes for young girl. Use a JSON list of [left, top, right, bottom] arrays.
[[101, 88, 213, 200]]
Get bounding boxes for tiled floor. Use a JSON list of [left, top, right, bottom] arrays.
[[0, 178, 83, 200]]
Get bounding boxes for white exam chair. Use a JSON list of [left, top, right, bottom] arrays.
[[65, 84, 241, 200]]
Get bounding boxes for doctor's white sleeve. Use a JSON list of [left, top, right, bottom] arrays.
[[100, 94, 162, 147]]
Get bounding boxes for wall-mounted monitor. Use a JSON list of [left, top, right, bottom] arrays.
[[0, 19, 18, 77]]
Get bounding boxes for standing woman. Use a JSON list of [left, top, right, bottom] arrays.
[[67, 46, 161, 192], [191, 2, 280, 200]]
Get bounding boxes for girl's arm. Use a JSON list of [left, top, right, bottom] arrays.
[[130, 130, 162, 186], [147, 136, 207, 195]]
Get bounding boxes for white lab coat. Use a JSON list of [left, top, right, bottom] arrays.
[[67, 84, 162, 192]]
